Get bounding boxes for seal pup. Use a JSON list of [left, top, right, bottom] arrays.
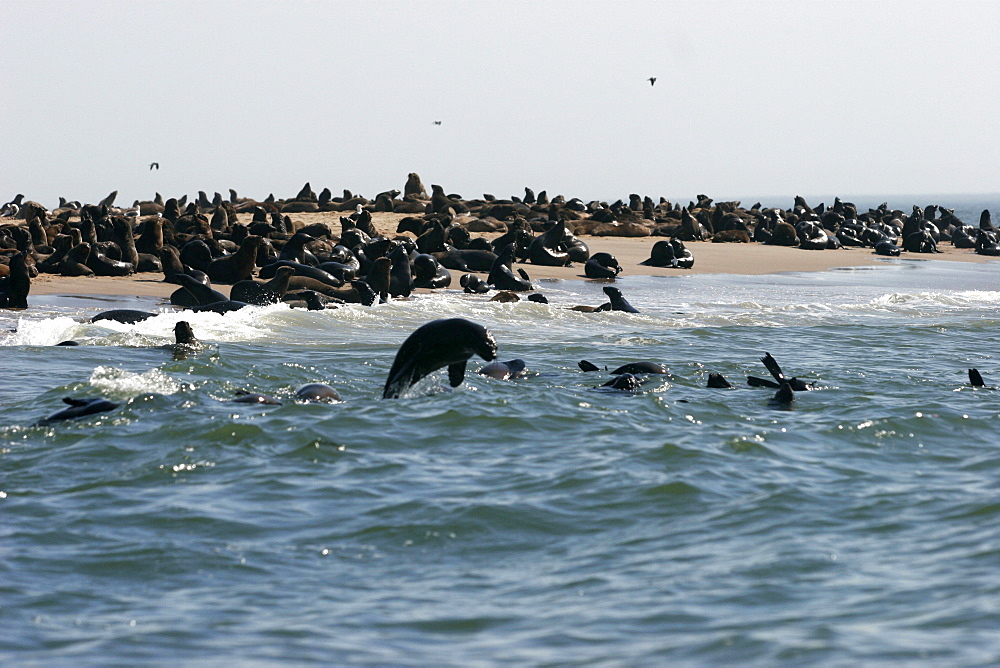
[[294, 383, 342, 403], [37, 397, 120, 425], [382, 318, 498, 399]]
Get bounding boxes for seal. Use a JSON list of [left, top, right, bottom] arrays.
[[37, 397, 120, 425], [584, 252, 621, 279], [603, 286, 640, 313], [459, 273, 491, 294], [527, 220, 572, 266], [707, 372, 733, 388], [91, 309, 158, 324], [747, 352, 814, 391], [477, 359, 527, 380], [412, 253, 452, 289], [0, 252, 31, 309], [205, 235, 263, 284], [170, 273, 229, 307], [601, 373, 643, 391], [487, 243, 532, 291], [611, 361, 667, 375], [294, 383, 342, 403], [231, 391, 281, 405], [383, 318, 498, 398], [230, 266, 295, 305]]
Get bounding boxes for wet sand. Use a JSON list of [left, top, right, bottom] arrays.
[[25, 211, 992, 299]]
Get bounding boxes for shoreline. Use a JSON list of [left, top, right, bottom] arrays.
[[15, 210, 996, 300]]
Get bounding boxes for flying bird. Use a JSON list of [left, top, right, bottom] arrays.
[[433, 120, 442, 126], [648, 77, 657, 86], [149, 162, 159, 170]]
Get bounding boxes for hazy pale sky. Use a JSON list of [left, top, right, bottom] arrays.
[[2, 0, 999, 209]]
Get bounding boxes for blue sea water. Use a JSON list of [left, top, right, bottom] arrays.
[[2, 200, 1000, 664]]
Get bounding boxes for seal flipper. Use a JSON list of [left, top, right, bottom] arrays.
[[761, 352, 786, 382], [969, 368, 986, 387], [747, 375, 781, 389], [448, 361, 467, 387], [578, 360, 601, 372]]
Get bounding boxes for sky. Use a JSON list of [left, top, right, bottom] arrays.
[[2, 0, 999, 210]]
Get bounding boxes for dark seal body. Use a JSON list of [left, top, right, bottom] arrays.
[[383, 318, 498, 398]]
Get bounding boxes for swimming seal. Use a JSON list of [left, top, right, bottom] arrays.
[[747, 352, 814, 391], [37, 397, 120, 424], [294, 383, 342, 403], [603, 286, 640, 313], [601, 373, 643, 391], [707, 372, 733, 388], [91, 309, 158, 324], [383, 318, 498, 398], [477, 359, 527, 380]]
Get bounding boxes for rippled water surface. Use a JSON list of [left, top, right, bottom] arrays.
[[2, 258, 999, 664]]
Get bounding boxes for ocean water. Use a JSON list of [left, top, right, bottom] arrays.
[[3, 257, 1000, 661]]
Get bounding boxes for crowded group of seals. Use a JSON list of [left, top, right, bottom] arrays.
[[3, 176, 997, 319], [2, 177, 996, 422]]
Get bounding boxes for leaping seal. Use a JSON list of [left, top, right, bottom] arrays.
[[383, 318, 498, 398]]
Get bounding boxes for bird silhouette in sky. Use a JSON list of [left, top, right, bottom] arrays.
[[648, 77, 657, 86], [433, 120, 442, 126], [149, 162, 159, 170]]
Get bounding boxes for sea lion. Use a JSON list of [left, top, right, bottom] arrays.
[[294, 383, 342, 403], [258, 260, 344, 288], [874, 239, 901, 256], [388, 244, 414, 298], [205, 235, 263, 284], [433, 248, 497, 272], [170, 273, 228, 307], [601, 373, 643, 391], [584, 252, 621, 279], [230, 266, 295, 305], [60, 243, 95, 277], [459, 273, 491, 294], [769, 381, 795, 407], [707, 372, 733, 388], [611, 362, 667, 375], [527, 293, 548, 304], [382, 318, 498, 398], [231, 391, 281, 405], [37, 397, 120, 425], [412, 253, 452, 289], [0, 252, 31, 309], [527, 220, 572, 266], [747, 352, 814, 391], [487, 243, 532, 291], [603, 286, 640, 313], [173, 320, 199, 345], [477, 359, 527, 380]]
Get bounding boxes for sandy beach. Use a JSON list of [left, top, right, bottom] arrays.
[[22, 211, 992, 300]]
